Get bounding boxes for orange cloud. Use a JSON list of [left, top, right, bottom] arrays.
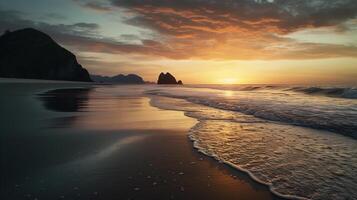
[[3, 0, 357, 60], [107, 0, 357, 60]]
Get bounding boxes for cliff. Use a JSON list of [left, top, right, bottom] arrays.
[[0, 28, 92, 82]]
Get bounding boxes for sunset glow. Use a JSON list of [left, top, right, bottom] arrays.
[[1, 0, 356, 84], [219, 78, 239, 85]]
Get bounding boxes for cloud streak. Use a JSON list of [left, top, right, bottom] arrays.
[[108, 0, 357, 59], [1, 0, 357, 60], [72, 0, 113, 12], [112, 0, 357, 34]]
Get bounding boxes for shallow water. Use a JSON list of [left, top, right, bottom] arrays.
[[145, 85, 357, 200]]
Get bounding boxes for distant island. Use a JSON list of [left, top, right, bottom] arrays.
[[0, 28, 92, 82], [157, 72, 183, 85], [91, 74, 145, 84]]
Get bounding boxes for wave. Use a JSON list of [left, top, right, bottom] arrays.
[[186, 84, 275, 91], [149, 95, 357, 200], [288, 87, 357, 99], [187, 85, 357, 99], [188, 128, 309, 200], [192, 99, 357, 138], [146, 87, 357, 138]]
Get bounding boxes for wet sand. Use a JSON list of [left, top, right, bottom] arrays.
[[1, 82, 283, 200]]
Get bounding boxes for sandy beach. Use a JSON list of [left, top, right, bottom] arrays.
[[0, 81, 282, 200], [2, 1, 357, 198]]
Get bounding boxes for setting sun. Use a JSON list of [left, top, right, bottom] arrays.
[[220, 78, 238, 84]]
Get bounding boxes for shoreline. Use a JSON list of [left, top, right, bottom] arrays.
[[1, 82, 284, 200], [148, 97, 300, 200], [45, 84, 291, 199]]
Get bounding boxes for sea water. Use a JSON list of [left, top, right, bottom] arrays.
[[143, 84, 357, 200]]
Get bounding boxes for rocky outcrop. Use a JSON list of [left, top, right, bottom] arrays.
[[91, 74, 145, 84], [157, 72, 183, 84], [0, 28, 92, 82]]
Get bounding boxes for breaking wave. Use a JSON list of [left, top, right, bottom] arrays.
[[187, 85, 357, 99], [146, 86, 357, 138]]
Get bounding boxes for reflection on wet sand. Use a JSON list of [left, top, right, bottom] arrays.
[[38, 87, 196, 131], [2, 86, 281, 200], [37, 88, 92, 112]]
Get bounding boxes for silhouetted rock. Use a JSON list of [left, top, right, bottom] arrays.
[[177, 80, 183, 85], [157, 72, 182, 84], [0, 28, 92, 82], [91, 74, 144, 84]]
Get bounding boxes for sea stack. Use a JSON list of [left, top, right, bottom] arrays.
[[157, 72, 183, 85], [0, 28, 92, 82]]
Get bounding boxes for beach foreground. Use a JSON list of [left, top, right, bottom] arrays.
[[0, 82, 280, 200]]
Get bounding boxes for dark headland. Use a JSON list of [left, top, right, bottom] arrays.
[[91, 74, 145, 84], [157, 72, 183, 84], [0, 28, 92, 82]]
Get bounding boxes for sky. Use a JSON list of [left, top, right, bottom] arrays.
[[0, 0, 357, 84]]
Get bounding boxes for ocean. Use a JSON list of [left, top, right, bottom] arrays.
[[144, 84, 357, 200], [2, 82, 357, 200]]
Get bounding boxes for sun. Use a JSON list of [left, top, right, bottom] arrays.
[[219, 78, 238, 84]]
